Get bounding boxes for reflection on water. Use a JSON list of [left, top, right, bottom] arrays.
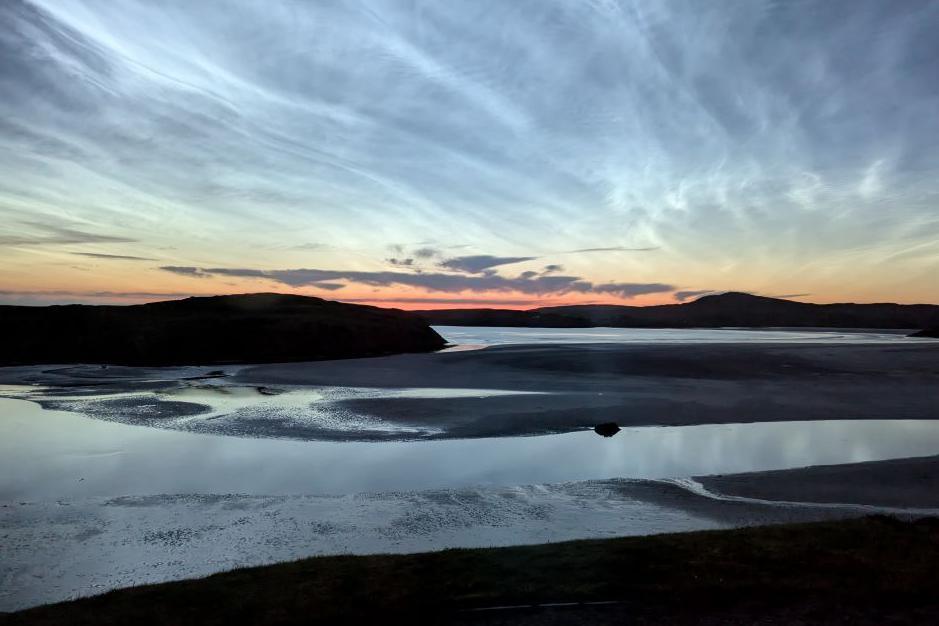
[[433, 326, 921, 346], [4, 396, 939, 501]]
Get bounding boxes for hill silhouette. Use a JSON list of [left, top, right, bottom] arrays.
[[0, 293, 446, 366], [416, 292, 939, 330]]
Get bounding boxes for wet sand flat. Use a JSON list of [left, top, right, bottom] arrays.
[[0, 478, 866, 612], [3, 342, 937, 441], [699, 454, 939, 509], [235, 343, 939, 436]]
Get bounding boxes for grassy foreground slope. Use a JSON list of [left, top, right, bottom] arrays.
[[5, 516, 939, 625]]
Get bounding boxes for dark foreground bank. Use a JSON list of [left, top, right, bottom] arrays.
[[0, 293, 445, 366], [5, 516, 938, 625]]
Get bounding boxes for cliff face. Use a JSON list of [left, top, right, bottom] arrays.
[[0, 293, 447, 366], [417, 292, 939, 329]]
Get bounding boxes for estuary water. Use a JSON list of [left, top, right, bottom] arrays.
[[2, 326, 938, 611], [433, 325, 920, 346], [4, 396, 939, 501]]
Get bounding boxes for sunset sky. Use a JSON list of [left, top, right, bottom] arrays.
[[1, 0, 937, 308]]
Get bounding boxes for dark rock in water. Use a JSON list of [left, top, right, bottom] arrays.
[[594, 422, 621, 437], [911, 328, 939, 338], [0, 293, 447, 366]]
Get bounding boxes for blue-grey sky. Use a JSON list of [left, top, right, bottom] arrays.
[[1, 0, 937, 307]]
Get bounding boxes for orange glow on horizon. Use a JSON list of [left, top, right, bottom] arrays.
[[345, 293, 682, 311], [2, 262, 936, 308]]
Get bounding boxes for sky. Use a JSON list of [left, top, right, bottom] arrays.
[[1, 0, 938, 309]]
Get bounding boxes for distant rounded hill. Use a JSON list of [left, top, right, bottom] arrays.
[[0, 293, 446, 367], [415, 292, 939, 331]]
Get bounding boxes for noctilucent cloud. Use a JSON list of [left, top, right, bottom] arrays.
[[1, 0, 937, 308]]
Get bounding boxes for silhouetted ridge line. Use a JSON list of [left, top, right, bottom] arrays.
[[0, 293, 446, 366], [415, 292, 939, 329]]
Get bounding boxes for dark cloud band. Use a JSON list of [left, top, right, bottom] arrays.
[[160, 266, 675, 299], [438, 255, 536, 273]]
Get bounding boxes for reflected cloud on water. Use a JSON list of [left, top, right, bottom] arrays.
[[4, 395, 939, 501]]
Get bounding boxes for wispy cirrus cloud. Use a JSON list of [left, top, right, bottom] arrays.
[[160, 265, 675, 299], [0, 223, 135, 246], [568, 246, 660, 253], [72, 252, 156, 261], [3, 1, 937, 304]]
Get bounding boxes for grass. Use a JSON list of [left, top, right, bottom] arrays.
[[4, 516, 939, 625]]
